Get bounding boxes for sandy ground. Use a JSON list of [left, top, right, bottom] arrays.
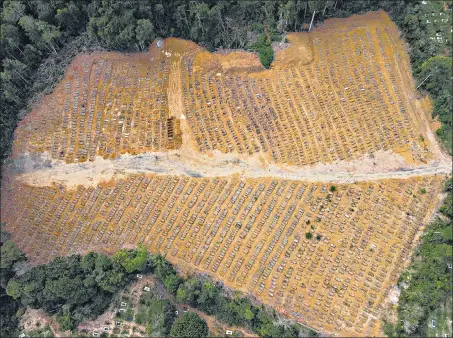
[[10, 146, 451, 189]]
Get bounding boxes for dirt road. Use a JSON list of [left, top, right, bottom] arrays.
[[11, 146, 451, 189]]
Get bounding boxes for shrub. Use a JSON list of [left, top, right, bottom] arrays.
[[249, 35, 274, 69], [170, 312, 208, 338]]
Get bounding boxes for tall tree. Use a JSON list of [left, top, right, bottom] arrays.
[[135, 19, 155, 50], [18, 16, 61, 53]]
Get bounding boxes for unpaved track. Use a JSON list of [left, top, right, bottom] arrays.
[[13, 147, 452, 188], [7, 28, 452, 188]]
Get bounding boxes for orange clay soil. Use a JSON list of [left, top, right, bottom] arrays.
[[1, 173, 446, 337], [9, 11, 445, 167], [1, 10, 451, 338]]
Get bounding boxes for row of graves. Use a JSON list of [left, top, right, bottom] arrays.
[[12, 52, 182, 163], [1, 173, 444, 336], [11, 12, 432, 168], [178, 11, 429, 166]]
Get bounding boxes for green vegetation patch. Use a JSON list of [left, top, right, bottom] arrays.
[[5, 251, 136, 332], [249, 34, 274, 69], [135, 291, 176, 336], [384, 178, 452, 337], [416, 0, 452, 53], [170, 312, 208, 338], [426, 296, 452, 338], [419, 56, 452, 154]]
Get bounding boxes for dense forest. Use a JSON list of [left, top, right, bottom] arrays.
[[0, 225, 26, 337], [1, 0, 452, 165], [0, 238, 302, 337]]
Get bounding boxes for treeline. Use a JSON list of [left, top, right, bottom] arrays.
[[1, 239, 303, 337], [4, 248, 138, 332], [133, 251, 303, 337], [1, 0, 91, 165], [384, 178, 453, 336], [0, 225, 26, 337], [1, 0, 452, 165], [418, 56, 452, 153]]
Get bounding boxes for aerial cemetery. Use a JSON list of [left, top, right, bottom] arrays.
[[1, 11, 450, 337]]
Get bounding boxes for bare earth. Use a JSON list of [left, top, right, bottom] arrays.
[[2, 10, 452, 338], [12, 147, 451, 189]]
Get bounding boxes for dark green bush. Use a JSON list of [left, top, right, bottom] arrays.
[[170, 312, 208, 338]]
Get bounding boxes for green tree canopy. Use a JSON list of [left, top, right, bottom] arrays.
[[2, 0, 26, 24], [135, 19, 155, 50], [0, 240, 25, 270], [113, 245, 148, 273], [170, 312, 208, 338], [420, 56, 453, 97], [4, 250, 139, 331]]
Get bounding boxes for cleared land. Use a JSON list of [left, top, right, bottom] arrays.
[[1, 174, 445, 337], [1, 10, 450, 337], [11, 12, 445, 167]]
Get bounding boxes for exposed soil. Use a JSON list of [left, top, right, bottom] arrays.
[[2, 10, 452, 338], [19, 308, 66, 337], [271, 33, 313, 69], [9, 148, 451, 189]]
